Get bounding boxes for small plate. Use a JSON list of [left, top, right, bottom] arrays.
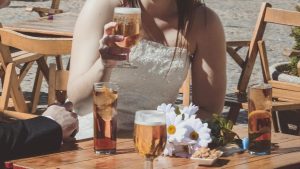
[[190, 151, 223, 166]]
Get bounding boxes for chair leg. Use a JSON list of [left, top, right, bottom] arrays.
[[0, 63, 14, 111], [10, 65, 29, 113], [31, 68, 43, 114], [272, 111, 280, 133], [0, 67, 5, 86], [36, 57, 49, 83], [66, 58, 71, 70], [18, 62, 34, 83], [55, 55, 63, 70], [226, 105, 241, 124]]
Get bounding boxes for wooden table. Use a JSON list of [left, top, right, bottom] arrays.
[[4, 12, 77, 37], [6, 125, 300, 169]]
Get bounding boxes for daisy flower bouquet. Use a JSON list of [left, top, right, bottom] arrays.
[[157, 103, 240, 157]]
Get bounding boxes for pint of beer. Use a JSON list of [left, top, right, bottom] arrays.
[[93, 82, 119, 154], [113, 7, 141, 48], [134, 110, 166, 169], [248, 83, 272, 155], [108, 7, 141, 68]]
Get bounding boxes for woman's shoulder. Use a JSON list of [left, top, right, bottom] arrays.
[[192, 5, 223, 30], [188, 5, 225, 55]]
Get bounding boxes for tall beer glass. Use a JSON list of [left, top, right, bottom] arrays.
[[248, 83, 272, 155], [112, 7, 141, 68], [93, 82, 119, 154], [134, 110, 166, 169]]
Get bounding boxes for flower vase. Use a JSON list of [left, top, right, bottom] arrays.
[[166, 142, 196, 158]]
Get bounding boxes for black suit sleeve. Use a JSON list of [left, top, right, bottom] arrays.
[[0, 116, 62, 162]]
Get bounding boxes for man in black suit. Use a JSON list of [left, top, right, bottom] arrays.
[[0, 105, 79, 162]]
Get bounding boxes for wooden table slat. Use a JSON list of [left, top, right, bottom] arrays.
[[10, 139, 133, 168]]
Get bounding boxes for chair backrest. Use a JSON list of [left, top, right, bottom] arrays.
[[0, 27, 72, 114], [48, 63, 69, 105], [0, 28, 72, 57], [0, 27, 72, 83], [256, 3, 300, 102]]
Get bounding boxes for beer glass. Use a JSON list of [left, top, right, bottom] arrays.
[[248, 83, 272, 155], [110, 7, 141, 68], [93, 82, 119, 154], [134, 110, 166, 169]]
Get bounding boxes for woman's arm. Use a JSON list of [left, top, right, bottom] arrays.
[[67, 0, 120, 106], [191, 7, 226, 120]]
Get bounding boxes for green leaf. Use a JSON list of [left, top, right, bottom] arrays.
[[174, 106, 181, 116], [208, 115, 241, 147], [226, 120, 234, 130]]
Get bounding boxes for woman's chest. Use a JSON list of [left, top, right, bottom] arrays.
[[141, 17, 196, 54]]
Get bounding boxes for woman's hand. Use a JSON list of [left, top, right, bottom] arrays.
[[99, 22, 130, 66]]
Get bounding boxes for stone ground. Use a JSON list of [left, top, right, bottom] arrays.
[[0, 0, 300, 125]]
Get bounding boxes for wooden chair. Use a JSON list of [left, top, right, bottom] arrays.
[[48, 63, 69, 105], [0, 28, 72, 118], [26, 0, 63, 17], [178, 70, 191, 106], [225, 2, 300, 132]]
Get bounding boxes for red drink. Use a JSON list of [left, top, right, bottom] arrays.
[[93, 82, 119, 154], [248, 84, 272, 155]]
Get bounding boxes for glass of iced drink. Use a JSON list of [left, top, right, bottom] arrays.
[[248, 83, 272, 155], [93, 82, 119, 154]]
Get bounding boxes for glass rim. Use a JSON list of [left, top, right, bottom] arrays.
[[114, 7, 141, 14], [134, 110, 165, 126], [94, 82, 119, 90]]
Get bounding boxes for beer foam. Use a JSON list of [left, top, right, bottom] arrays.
[[135, 110, 166, 126], [114, 7, 141, 14]]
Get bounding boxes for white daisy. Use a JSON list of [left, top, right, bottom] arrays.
[[184, 117, 212, 148], [157, 103, 175, 114], [166, 111, 187, 143], [182, 103, 199, 118]]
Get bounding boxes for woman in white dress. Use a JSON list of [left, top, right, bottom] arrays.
[[67, 0, 226, 139]]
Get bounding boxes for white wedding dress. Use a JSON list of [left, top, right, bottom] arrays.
[[75, 39, 191, 139]]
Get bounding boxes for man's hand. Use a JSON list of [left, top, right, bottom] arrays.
[[42, 105, 79, 141], [0, 0, 10, 8]]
